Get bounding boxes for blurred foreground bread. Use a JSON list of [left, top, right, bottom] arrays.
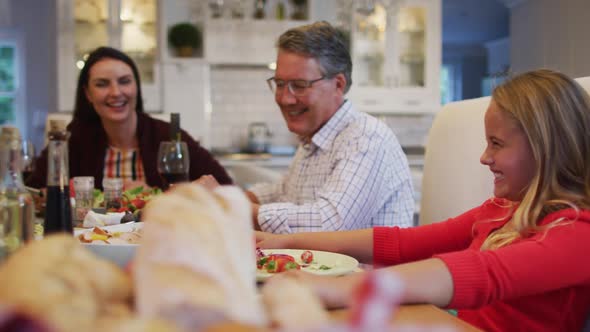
[[261, 276, 330, 328], [135, 184, 267, 330], [0, 234, 132, 332]]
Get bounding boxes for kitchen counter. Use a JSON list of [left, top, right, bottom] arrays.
[[215, 153, 293, 170]]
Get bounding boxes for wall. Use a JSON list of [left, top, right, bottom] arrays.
[[208, 66, 433, 152], [443, 44, 488, 101], [484, 37, 510, 74], [510, 0, 590, 77], [4, 0, 56, 150]]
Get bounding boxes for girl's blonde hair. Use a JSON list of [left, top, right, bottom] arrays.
[[482, 69, 590, 250]]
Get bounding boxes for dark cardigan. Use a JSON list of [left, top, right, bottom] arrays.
[[26, 112, 232, 189]]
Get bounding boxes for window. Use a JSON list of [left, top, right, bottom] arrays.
[[440, 62, 461, 105], [0, 32, 22, 127]]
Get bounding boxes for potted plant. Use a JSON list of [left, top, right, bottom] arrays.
[[167, 22, 202, 57]]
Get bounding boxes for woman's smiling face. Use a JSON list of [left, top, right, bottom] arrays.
[[84, 58, 138, 125], [480, 99, 536, 201]]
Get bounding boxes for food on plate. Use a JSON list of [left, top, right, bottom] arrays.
[[257, 253, 301, 273], [93, 186, 162, 216], [135, 183, 267, 330], [77, 225, 142, 244], [301, 250, 314, 264], [256, 249, 338, 276], [0, 234, 133, 331]]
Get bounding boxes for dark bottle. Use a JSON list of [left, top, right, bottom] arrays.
[[44, 120, 73, 234], [157, 113, 190, 190]]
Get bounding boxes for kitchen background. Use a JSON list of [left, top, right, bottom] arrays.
[[2, 0, 590, 215]]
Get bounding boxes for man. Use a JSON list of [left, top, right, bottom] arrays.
[[244, 21, 415, 233]]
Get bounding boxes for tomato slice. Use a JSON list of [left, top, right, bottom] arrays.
[[266, 254, 295, 262], [259, 254, 300, 273], [301, 250, 314, 264]]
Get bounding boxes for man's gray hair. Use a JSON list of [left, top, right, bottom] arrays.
[[277, 21, 352, 93]]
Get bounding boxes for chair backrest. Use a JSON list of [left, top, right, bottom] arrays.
[[419, 75, 590, 226], [419, 96, 493, 225]]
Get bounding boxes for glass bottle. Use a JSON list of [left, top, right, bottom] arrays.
[[157, 113, 190, 189], [103, 178, 123, 211], [0, 126, 35, 260], [44, 120, 73, 234], [254, 0, 266, 19]]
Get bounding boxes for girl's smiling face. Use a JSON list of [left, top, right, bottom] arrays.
[[480, 99, 536, 201]]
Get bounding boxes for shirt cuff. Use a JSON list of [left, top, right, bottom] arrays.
[[373, 226, 402, 267], [257, 203, 292, 234]]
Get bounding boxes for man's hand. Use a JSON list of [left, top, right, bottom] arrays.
[[252, 202, 261, 230], [194, 174, 220, 191]]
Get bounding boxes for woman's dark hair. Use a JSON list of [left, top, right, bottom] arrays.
[[72, 46, 144, 124]]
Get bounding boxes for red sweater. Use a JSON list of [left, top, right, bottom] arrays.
[[373, 199, 590, 332]]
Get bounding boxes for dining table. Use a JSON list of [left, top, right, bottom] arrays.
[[205, 304, 482, 331]]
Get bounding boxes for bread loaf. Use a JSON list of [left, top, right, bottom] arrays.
[[135, 184, 267, 330], [0, 234, 133, 332]]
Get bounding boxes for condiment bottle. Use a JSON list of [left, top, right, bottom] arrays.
[[44, 120, 73, 234], [72, 176, 94, 226], [103, 178, 123, 212]]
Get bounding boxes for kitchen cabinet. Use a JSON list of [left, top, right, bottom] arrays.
[[162, 59, 211, 148], [346, 0, 442, 114], [56, 0, 161, 112], [204, 19, 309, 66]]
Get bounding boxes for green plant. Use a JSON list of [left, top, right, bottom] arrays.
[[167, 22, 202, 49]]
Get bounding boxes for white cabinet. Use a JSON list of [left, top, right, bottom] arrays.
[[204, 19, 309, 66], [56, 0, 161, 112], [346, 0, 441, 114], [162, 59, 211, 149]]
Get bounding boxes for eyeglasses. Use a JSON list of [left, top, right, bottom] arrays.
[[266, 76, 326, 96]]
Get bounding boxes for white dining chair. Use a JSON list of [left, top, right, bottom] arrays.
[[419, 75, 590, 227], [419, 96, 493, 226]]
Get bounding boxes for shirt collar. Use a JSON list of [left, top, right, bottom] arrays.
[[308, 99, 354, 151]]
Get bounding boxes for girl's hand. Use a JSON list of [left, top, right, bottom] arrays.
[[270, 270, 359, 309], [255, 231, 290, 249]]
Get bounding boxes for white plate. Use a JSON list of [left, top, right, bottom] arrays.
[[256, 249, 359, 282], [73, 221, 143, 236], [74, 222, 143, 268]]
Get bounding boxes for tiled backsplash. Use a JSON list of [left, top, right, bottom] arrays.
[[209, 67, 435, 151]]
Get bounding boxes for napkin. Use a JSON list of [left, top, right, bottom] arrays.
[[83, 210, 125, 228]]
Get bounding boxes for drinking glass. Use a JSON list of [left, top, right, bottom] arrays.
[[157, 141, 190, 189], [21, 140, 35, 181]]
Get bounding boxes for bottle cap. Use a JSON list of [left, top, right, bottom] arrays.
[[0, 126, 22, 148], [102, 177, 123, 190], [47, 120, 69, 140]]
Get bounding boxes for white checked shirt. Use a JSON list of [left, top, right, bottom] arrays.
[[249, 100, 414, 234]]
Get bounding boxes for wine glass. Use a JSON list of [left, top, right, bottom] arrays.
[[157, 141, 190, 190], [21, 140, 35, 181]]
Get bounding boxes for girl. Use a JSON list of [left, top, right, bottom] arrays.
[[256, 69, 590, 332]]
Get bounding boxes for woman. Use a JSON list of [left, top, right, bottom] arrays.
[[27, 46, 232, 190], [256, 69, 590, 331]]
